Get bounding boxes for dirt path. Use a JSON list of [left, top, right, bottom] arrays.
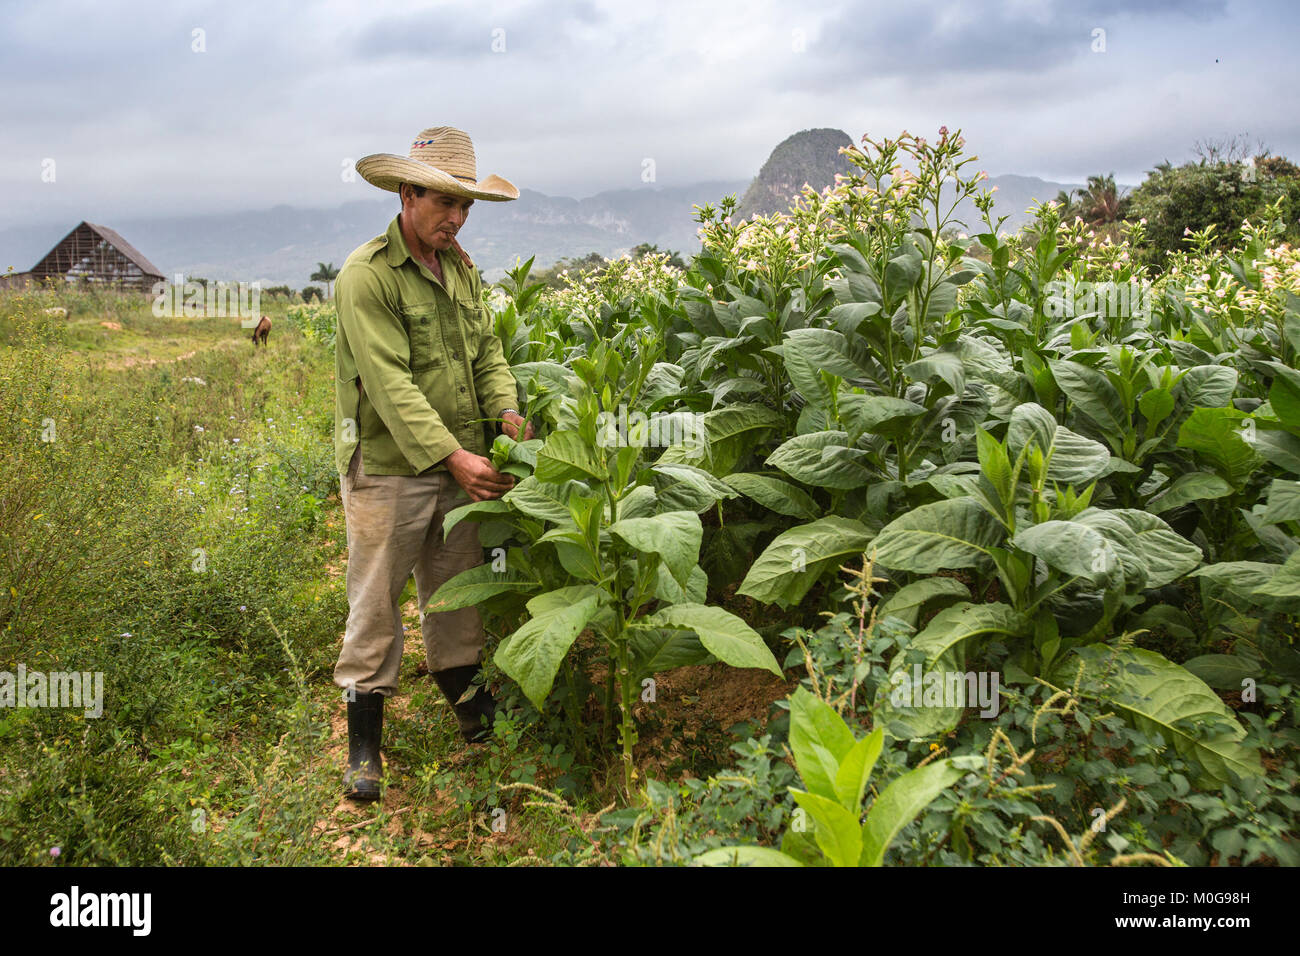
[[310, 598, 467, 865], [105, 336, 245, 370]]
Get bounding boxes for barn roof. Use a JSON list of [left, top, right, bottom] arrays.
[[83, 223, 164, 278], [30, 221, 164, 283]]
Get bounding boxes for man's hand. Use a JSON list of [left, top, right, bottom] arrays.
[[501, 410, 536, 441], [443, 448, 516, 501]]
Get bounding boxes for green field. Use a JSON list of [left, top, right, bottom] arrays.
[[2, 132, 1298, 867]]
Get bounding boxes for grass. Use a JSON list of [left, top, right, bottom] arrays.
[[0, 287, 350, 865], [0, 286, 754, 867]]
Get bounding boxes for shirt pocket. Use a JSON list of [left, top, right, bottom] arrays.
[[401, 303, 445, 372], [457, 301, 485, 358]]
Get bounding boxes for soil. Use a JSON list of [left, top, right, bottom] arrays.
[[633, 662, 795, 781]]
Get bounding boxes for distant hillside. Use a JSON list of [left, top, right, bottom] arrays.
[[737, 128, 855, 220], [951, 173, 1106, 234], [0, 181, 748, 287], [733, 127, 1112, 233], [0, 127, 1131, 287], [472, 182, 748, 277]]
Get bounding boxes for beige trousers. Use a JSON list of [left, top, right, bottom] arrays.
[[334, 446, 485, 697]]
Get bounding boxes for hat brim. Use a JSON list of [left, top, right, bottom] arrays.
[[355, 153, 518, 201]]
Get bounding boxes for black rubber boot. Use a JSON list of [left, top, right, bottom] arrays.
[[432, 664, 497, 744], [343, 691, 384, 801]]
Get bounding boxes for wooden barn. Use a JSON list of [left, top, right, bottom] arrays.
[[4, 222, 165, 291]]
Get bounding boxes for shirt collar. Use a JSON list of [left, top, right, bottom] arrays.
[[384, 214, 452, 278]]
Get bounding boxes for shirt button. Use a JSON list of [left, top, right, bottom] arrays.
[[459, 386, 467, 393], [420, 317, 429, 325], [452, 351, 461, 360]]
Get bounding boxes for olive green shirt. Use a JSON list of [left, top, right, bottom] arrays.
[[333, 214, 520, 475]]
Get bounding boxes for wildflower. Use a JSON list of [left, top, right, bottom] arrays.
[[50, 847, 61, 858]]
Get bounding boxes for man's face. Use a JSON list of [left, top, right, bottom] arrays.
[[401, 185, 473, 253]]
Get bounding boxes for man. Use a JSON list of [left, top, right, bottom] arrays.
[[333, 126, 534, 802]]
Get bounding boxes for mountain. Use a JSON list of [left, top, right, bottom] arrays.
[[0, 181, 748, 288], [950, 173, 1112, 235], [0, 127, 1128, 287], [736, 128, 855, 220], [471, 182, 748, 276], [733, 128, 1115, 235]]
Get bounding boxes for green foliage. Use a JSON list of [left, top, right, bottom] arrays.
[[430, 338, 781, 797], [283, 301, 337, 348], [696, 686, 964, 867], [1126, 156, 1300, 267]]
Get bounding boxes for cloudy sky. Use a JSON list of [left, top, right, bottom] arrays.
[[2, 0, 1298, 226]]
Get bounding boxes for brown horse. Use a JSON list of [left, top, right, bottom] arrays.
[[251, 315, 271, 346]]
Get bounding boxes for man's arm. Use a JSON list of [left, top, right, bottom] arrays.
[[337, 266, 461, 473]]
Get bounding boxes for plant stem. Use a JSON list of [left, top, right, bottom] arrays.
[[616, 632, 636, 800], [602, 665, 615, 746]]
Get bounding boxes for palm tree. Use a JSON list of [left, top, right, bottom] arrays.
[[1078, 174, 1123, 227], [1054, 188, 1080, 218], [311, 262, 340, 299]]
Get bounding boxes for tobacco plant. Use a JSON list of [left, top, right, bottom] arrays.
[[695, 686, 965, 867], [428, 339, 782, 797]]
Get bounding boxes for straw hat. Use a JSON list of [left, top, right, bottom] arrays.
[[355, 126, 519, 202]]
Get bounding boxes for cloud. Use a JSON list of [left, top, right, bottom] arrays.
[[0, 0, 1296, 225], [349, 0, 607, 61], [775, 0, 1232, 86]]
